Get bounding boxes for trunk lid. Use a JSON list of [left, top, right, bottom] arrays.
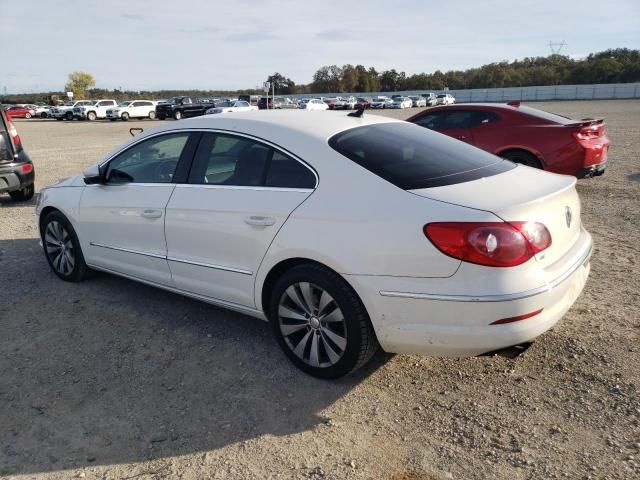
[[410, 165, 582, 268]]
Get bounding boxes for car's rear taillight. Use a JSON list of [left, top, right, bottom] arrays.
[[5, 118, 21, 150], [423, 222, 552, 267], [573, 125, 604, 141]]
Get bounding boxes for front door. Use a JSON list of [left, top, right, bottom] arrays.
[[79, 132, 192, 285], [165, 132, 317, 307]]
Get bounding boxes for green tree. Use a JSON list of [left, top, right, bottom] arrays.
[[64, 71, 96, 99], [266, 72, 297, 95]]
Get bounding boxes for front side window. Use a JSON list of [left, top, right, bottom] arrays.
[[189, 133, 315, 189], [105, 133, 189, 184], [441, 111, 476, 129]]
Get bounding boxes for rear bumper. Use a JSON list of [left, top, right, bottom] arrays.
[[578, 161, 607, 178], [347, 230, 592, 357], [0, 161, 35, 193]]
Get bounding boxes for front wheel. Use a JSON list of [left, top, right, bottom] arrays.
[[269, 264, 379, 379], [87, 111, 97, 121], [41, 211, 89, 282], [148, 110, 156, 120], [121, 112, 129, 121], [25, 113, 32, 119], [173, 110, 182, 120]]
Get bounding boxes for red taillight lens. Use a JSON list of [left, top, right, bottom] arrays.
[[21, 164, 32, 173], [573, 125, 603, 141], [6, 118, 21, 148], [423, 222, 552, 267]]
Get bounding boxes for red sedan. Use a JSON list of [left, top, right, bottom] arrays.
[[407, 102, 610, 177], [4, 105, 36, 119]]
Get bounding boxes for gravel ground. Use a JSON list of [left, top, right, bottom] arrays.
[[1, 101, 638, 480]]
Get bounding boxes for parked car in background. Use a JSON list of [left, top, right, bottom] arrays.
[[50, 101, 94, 121], [205, 100, 259, 114], [74, 100, 118, 121], [436, 93, 456, 105], [300, 98, 329, 110], [409, 96, 427, 107], [389, 97, 413, 109], [323, 97, 340, 110], [36, 111, 592, 378], [155, 97, 216, 120], [257, 97, 299, 110], [106, 100, 157, 121], [238, 95, 261, 106], [34, 105, 52, 118], [0, 106, 34, 201], [356, 97, 373, 109], [371, 98, 393, 109], [421, 93, 438, 106], [335, 96, 357, 110], [407, 102, 610, 177], [4, 105, 36, 119]]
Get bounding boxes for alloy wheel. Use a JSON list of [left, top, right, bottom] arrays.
[[44, 220, 75, 276], [278, 282, 347, 368]]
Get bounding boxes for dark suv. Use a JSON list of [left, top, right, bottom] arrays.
[[0, 107, 35, 201], [257, 97, 298, 110]]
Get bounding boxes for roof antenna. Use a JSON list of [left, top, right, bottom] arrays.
[[348, 108, 364, 118]]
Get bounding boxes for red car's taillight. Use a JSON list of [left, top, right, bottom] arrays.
[[573, 125, 604, 141], [423, 222, 552, 267]]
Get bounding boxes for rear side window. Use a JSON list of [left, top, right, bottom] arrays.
[[328, 123, 515, 189], [265, 152, 316, 188]]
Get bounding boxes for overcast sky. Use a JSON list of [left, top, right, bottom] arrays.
[[1, 0, 638, 93]]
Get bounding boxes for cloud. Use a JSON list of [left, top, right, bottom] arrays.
[[315, 29, 363, 42], [121, 13, 143, 21], [224, 31, 277, 42]]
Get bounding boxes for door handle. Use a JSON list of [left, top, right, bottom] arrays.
[[141, 209, 163, 219], [244, 216, 276, 226], [456, 135, 467, 140]]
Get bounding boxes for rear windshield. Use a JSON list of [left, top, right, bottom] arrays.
[[328, 123, 515, 189], [517, 105, 573, 124]]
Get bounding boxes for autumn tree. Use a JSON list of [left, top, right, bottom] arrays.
[[65, 71, 96, 99]]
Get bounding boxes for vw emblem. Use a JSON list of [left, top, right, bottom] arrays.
[[565, 206, 573, 228]]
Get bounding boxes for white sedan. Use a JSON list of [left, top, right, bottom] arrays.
[[389, 97, 413, 109], [36, 111, 592, 378], [300, 98, 328, 111], [205, 100, 259, 114]]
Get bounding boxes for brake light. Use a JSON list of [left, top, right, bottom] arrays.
[[490, 308, 543, 325], [423, 222, 552, 267], [573, 125, 603, 141], [21, 164, 32, 173], [5, 118, 21, 148]]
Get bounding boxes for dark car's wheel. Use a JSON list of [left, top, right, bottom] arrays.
[[500, 150, 542, 169], [41, 211, 89, 282], [148, 111, 156, 120], [40, 112, 48, 118], [173, 110, 182, 120], [65, 112, 73, 120], [87, 111, 97, 121], [269, 263, 379, 379], [121, 112, 129, 121], [9, 183, 34, 201]]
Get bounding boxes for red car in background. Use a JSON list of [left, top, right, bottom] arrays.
[[4, 105, 36, 119], [355, 97, 372, 109], [407, 102, 610, 177]]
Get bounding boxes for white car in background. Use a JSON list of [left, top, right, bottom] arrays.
[[409, 96, 427, 107], [300, 98, 328, 111], [34, 105, 52, 118], [371, 98, 393, 109], [36, 110, 591, 379], [436, 93, 456, 105], [74, 99, 118, 121], [205, 100, 259, 114], [389, 97, 413, 109], [50, 101, 94, 121], [106, 100, 158, 121]]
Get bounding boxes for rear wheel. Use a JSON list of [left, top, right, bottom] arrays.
[[9, 183, 34, 201], [269, 263, 379, 379], [500, 150, 542, 169], [121, 112, 129, 121], [148, 110, 156, 120], [65, 112, 73, 121], [40, 112, 48, 118], [87, 111, 97, 121], [41, 211, 89, 282], [25, 113, 32, 119]]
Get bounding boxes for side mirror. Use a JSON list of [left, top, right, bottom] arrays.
[[83, 164, 103, 185]]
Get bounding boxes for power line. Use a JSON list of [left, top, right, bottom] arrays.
[[549, 40, 567, 55]]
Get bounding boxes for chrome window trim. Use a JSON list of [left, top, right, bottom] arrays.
[[98, 127, 319, 189], [89, 242, 253, 276], [174, 184, 312, 193], [380, 243, 592, 303]]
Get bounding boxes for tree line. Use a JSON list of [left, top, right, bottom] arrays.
[[3, 48, 639, 103]]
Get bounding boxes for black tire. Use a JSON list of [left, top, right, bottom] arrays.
[[500, 150, 543, 169], [56, 117, 63, 121], [40, 112, 48, 118], [148, 111, 156, 120], [173, 110, 182, 120], [121, 112, 129, 121], [87, 111, 97, 121], [40, 210, 89, 282], [8, 183, 34, 201], [65, 112, 73, 121], [268, 263, 379, 379]]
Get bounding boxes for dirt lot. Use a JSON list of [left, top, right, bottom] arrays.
[[1, 101, 639, 480]]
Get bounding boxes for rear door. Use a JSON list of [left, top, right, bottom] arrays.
[[164, 131, 317, 307]]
